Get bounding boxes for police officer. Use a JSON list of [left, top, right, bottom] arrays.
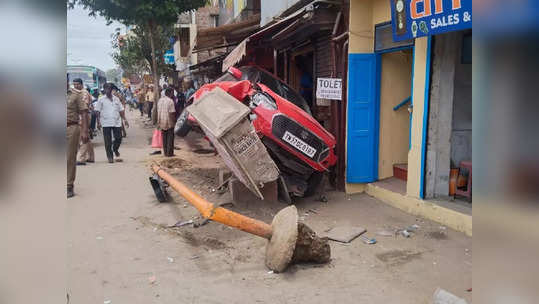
[[67, 78, 89, 198]]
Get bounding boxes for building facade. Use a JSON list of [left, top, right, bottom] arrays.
[[174, 0, 261, 86], [345, 0, 472, 235]]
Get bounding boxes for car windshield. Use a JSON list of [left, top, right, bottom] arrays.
[[216, 67, 312, 115]]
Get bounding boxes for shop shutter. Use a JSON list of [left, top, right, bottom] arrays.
[[315, 36, 332, 78], [346, 53, 380, 183]]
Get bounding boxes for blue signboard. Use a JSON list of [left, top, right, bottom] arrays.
[[390, 0, 472, 42], [164, 49, 175, 65]]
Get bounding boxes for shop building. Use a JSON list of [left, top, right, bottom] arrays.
[[174, 0, 260, 85], [345, 0, 472, 235]]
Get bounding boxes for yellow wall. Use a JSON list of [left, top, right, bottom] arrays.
[[345, 183, 366, 194], [346, 0, 374, 192], [406, 37, 429, 198], [347, 0, 427, 197], [378, 51, 413, 179], [348, 0, 374, 53], [372, 0, 391, 24]]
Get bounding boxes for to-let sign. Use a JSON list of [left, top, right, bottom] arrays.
[[316, 78, 342, 100]]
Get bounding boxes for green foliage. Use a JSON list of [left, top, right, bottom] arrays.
[[105, 68, 123, 84], [68, 0, 206, 27], [69, 0, 206, 113], [111, 25, 175, 79]]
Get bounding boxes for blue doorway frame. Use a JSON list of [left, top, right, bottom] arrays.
[[346, 53, 381, 183]]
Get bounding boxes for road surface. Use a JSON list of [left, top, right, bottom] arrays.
[[67, 110, 472, 303]]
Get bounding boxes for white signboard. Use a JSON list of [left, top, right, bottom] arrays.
[[316, 78, 342, 100]]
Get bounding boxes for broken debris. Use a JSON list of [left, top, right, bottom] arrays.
[[359, 235, 377, 245], [432, 288, 468, 304], [168, 219, 194, 228], [400, 230, 411, 238], [376, 229, 394, 237], [322, 226, 366, 243]]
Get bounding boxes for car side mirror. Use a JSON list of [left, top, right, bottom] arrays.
[[228, 67, 242, 80]]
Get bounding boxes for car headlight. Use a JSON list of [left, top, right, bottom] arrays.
[[251, 92, 277, 110]]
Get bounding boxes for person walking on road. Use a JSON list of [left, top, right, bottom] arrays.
[[182, 78, 196, 100], [111, 84, 127, 138], [89, 90, 99, 135], [137, 87, 146, 117], [157, 88, 177, 157], [67, 78, 89, 198], [173, 84, 185, 119], [78, 87, 95, 164], [95, 83, 129, 163], [160, 83, 168, 98], [145, 85, 155, 120]]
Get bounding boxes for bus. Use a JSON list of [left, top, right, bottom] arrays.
[[66, 65, 107, 93]]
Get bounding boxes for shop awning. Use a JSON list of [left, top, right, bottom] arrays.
[[222, 39, 247, 73], [193, 14, 261, 53], [221, 14, 302, 72], [222, 0, 338, 72], [189, 54, 226, 71], [188, 54, 228, 80]]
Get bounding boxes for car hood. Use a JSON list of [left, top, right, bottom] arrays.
[[193, 80, 336, 148]]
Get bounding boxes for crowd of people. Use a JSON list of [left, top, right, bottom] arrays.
[[132, 79, 195, 122], [66, 77, 197, 198]]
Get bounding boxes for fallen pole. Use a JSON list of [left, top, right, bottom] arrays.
[[151, 163, 272, 239], [151, 164, 330, 272]]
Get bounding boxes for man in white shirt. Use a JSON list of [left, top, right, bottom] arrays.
[[160, 83, 167, 98], [157, 88, 177, 157], [95, 83, 129, 163]]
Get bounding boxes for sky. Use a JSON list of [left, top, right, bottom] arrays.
[[67, 5, 124, 71]]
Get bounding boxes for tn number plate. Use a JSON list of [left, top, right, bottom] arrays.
[[282, 131, 317, 158]]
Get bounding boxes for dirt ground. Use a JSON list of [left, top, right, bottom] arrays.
[[67, 110, 472, 304]]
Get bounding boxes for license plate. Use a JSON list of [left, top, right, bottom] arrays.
[[282, 131, 317, 158]]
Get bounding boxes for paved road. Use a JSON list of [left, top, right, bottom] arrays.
[[67, 110, 472, 304], [67, 111, 163, 303]]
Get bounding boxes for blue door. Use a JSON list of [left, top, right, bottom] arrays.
[[346, 53, 380, 183]]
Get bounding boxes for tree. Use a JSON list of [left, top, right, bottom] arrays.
[[68, 0, 206, 117], [111, 29, 150, 81], [105, 67, 123, 85], [111, 25, 176, 85]]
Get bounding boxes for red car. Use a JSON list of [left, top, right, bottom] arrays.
[[176, 66, 337, 198]]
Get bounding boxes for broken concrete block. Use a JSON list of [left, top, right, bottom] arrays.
[[229, 178, 278, 207], [218, 169, 232, 186], [432, 288, 468, 304]]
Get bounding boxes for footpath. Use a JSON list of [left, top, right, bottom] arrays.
[[67, 110, 472, 304]]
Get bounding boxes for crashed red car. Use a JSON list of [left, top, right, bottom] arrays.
[[176, 66, 337, 198]]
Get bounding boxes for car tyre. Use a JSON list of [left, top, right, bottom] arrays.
[[304, 171, 324, 197]]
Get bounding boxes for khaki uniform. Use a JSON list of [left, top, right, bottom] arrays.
[[67, 88, 88, 188], [78, 132, 94, 161], [79, 91, 95, 162]]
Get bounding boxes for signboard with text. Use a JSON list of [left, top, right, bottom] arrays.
[[164, 49, 175, 65], [316, 78, 342, 101], [390, 0, 471, 42]]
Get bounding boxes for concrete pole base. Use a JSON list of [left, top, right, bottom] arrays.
[[265, 206, 331, 272]]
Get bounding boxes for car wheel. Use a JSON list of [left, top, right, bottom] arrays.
[[174, 109, 191, 137], [304, 171, 324, 197]]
